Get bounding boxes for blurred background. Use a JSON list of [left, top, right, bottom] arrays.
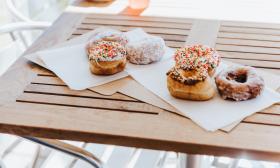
[[0, 0, 280, 168]]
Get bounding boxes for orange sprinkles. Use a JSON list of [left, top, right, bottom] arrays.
[[88, 41, 126, 61]]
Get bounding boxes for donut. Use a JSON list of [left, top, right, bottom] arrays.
[[87, 41, 127, 75], [215, 66, 264, 101], [166, 67, 215, 101], [126, 36, 165, 64], [88, 28, 128, 46], [174, 44, 220, 76], [166, 45, 216, 101]]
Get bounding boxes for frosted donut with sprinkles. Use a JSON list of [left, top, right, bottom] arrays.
[[174, 44, 220, 76], [166, 45, 217, 101], [86, 41, 127, 75], [88, 41, 126, 62]]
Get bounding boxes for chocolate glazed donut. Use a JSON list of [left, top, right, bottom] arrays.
[[215, 66, 264, 101], [166, 67, 215, 101]]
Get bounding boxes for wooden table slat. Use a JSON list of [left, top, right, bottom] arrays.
[[72, 29, 188, 42], [218, 32, 280, 42], [258, 105, 280, 115], [255, 68, 280, 75], [222, 57, 280, 69], [31, 75, 66, 86], [219, 51, 280, 62], [82, 17, 192, 29], [76, 24, 190, 35], [17, 92, 162, 114], [24, 84, 136, 101], [86, 13, 193, 24], [216, 38, 280, 49], [243, 113, 280, 126], [216, 44, 280, 55], [222, 21, 280, 30], [220, 26, 280, 36]]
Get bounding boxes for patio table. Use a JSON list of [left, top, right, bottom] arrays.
[[0, 0, 280, 164]]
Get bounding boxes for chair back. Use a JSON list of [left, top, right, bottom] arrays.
[[0, 40, 23, 76]]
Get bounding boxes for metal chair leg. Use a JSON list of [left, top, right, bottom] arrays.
[[187, 155, 202, 168], [22, 137, 104, 168], [179, 153, 202, 168], [0, 160, 6, 168], [30, 144, 40, 168]]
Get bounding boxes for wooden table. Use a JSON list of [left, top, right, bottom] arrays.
[[1, 0, 280, 163]]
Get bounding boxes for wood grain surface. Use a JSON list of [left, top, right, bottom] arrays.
[[0, 8, 280, 162]]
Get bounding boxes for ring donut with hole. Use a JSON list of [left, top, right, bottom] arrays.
[[215, 65, 265, 101]]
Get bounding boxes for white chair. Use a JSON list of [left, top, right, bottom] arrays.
[[6, 0, 52, 25], [5, 0, 53, 47], [0, 22, 49, 75]]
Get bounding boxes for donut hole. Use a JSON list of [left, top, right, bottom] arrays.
[[181, 69, 196, 78], [226, 71, 247, 83]]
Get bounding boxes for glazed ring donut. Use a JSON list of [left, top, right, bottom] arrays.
[[215, 66, 264, 101]]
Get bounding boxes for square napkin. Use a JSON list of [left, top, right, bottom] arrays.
[[128, 59, 280, 131], [38, 43, 129, 90], [25, 28, 126, 95]]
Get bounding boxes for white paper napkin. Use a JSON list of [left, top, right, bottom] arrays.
[[38, 43, 128, 90], [25, 27, 108, 69], [128, 59, 280, 131], [35, 28, 172, 90]]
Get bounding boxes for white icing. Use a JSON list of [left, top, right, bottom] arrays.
[[89, 50, 125, 62], [218, 66, 264, 86], [88, 27, 128, 46]]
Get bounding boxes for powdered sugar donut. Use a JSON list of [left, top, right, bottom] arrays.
[[215, 66, 264, 101], [126, 36, 165, 65]]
